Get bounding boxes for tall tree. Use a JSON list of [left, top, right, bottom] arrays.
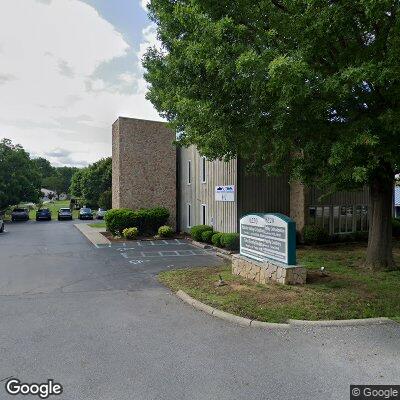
[[0, 139, 41, 209], [144, 0, 400, 270], [31, 157, 55, 185], [70, 158, 112, 207]]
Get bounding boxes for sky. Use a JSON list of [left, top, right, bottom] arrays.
[[0, 0, 161, 167]]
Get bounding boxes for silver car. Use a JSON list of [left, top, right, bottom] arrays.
[[96, 208, 107, 219]]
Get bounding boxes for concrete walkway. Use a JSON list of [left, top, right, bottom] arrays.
[[74, 222, 110, 247]]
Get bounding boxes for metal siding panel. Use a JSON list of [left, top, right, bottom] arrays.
[[237, 159, 290, 223], [178, 146, 237, 233]]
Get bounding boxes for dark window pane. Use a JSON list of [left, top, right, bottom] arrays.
[[356, 205, 362, 231], [309, 207, 316, 225], [347, 206, 353, 232], [323, 207, 330, 231], [316, 207, 323, 227], [340, 206, 346, 233], [333, 206, 339, 233]]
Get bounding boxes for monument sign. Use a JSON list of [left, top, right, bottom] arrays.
[[240, 213, 296, 265]]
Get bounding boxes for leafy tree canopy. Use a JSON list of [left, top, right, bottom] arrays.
[[70, 157, 112, 207], [0, 139, 41, 209], [144, 0, 400, 191], [144, 0, 400, 269]]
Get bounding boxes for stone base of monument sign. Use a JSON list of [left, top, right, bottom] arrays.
[[232, 254, 307, 285]]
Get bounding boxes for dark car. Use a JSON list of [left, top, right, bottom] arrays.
[[36, 208, 51, 221], [79, 207, 93, 220], [11, 208, 29, 221], [0, 215, 4, 233], [58, 208, 73, 221]]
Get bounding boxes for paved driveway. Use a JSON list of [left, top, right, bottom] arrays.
[[0, 221, 399, 400]]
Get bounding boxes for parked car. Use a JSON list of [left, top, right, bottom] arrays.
[[0, 215, 4, 233], [36, 208, 51, 221], [79, 207, 93, 220], [11, 208, 29, 221], [58, 208, 73, 221], [96, 208, 107, 219]]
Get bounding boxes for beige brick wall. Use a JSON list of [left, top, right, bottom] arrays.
[[112, 117, 177, 229]]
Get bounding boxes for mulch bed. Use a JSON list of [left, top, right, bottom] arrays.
[[100, 231, 188, 243]]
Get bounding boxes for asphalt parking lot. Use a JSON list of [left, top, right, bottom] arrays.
[[0, 220, 399, 400]]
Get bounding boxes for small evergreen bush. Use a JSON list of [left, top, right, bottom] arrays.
[[201, 230, 214, 243], [211, 232, 223, 247], [220, 233, 240, 251], [122, 227, 139, 240], [303, 225, 330, 244], [158, 225, 174, 238], [105, 208, 137, 235], [190, 225, 213, 242], [393, 218, 400, 237]]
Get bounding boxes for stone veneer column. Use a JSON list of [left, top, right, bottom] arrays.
[[112, 117, 177, 229], [290, 181, 309, 236]]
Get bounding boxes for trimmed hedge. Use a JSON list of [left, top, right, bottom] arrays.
[[201, 230, 214, 244], [105, 207, 170, 235], [211, 232, 223, 247], [104, 208, 137, 235], [303, 225, 330, 244], [158, 225, 174, 238], [190, 225, 213, 242], [220, 233, 240, 251], [122, 227, 139, 240]]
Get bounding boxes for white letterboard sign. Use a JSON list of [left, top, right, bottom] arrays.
[[240, 213, 296, 265], [215, 185, 235, 202]]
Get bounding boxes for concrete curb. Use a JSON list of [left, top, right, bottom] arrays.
[[175, 290, 395, 329], [74, 223, 111, 247], [288, 317, 393, 327], [176, 290, 288, 329], [188, 239, 236, 261]]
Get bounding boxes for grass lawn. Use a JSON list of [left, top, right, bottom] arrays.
[[88, 221, 106, 229], [158, 241, 400, 323], [29, 200, 80, 220], [2, 200, 80, 221]]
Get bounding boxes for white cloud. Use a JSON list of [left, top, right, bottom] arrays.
[[140, 0, 149, 11], [0, 0, 161, 166]]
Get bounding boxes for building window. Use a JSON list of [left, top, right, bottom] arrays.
[[201, 204, 206, 225], [201, 157, 206, 183], [309, 207, 316, 225], [187, 204, 192, 228], [355, 205, 362, 231], [309, 204, 368, 234], [333, 206, 340, 234], [187, 160, 192, 185]]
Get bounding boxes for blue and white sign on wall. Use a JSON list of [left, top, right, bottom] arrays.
[[240, 213, 296, 265], [215, 185, 235, 202]]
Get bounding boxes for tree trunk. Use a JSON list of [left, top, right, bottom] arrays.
[[365, 168, 396, 271]]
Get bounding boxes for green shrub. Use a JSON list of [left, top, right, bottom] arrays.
[[220, 233, 240, 251], [190, 225, 213, 242], [211, 232, 223, 247], [105, 209, 138, 235], [303, 225, 330, 244], [393, 218, 400, 237], [122, 227, 139, 240], [104, 207, 170, 235], [201, 230, 214, 243], [135, 207, 170, 235], [158, 225, 174, 238]]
